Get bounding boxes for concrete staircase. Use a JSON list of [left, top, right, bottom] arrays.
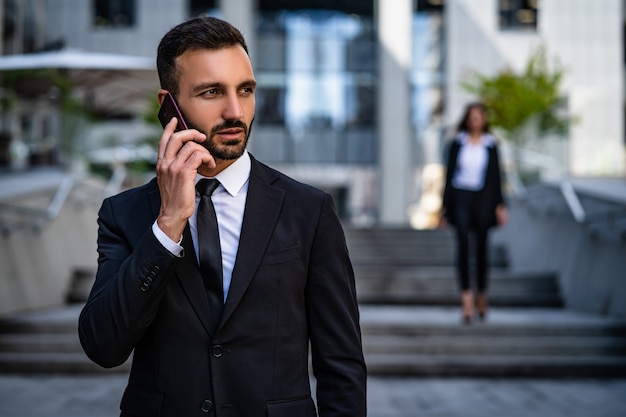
[[360, 305, 626, 377], [1, 226, 625, 376], [0, 305, 130, 374], [346, 227, 626, 377], [346, 227, 562, 306]]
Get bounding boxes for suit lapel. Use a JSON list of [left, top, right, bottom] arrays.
[[220, 162, 285, 325]]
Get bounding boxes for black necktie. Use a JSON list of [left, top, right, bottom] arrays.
[[196, 178, 223, 332]]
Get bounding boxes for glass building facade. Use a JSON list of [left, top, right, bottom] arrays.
[[253, 6, 377, 165]]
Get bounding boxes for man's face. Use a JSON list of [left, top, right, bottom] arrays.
[[174, 46, 256, 161]]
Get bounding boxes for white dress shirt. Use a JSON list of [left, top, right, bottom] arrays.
[[451, 132, 494, 191], [152, 151, 251, 302]]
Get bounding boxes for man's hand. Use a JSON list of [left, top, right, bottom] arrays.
[[156, 117, 215, 242]]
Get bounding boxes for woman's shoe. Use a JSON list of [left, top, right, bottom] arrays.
[[461, 291, 474, 325], [476, 292, 488, 320]]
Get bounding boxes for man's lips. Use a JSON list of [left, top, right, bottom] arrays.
[[216, 128, 244, 139]]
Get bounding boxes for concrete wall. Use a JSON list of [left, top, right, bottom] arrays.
[[492, 184, 626, 318], [0, 178, 101, 316], [45, 0, 187, 58]]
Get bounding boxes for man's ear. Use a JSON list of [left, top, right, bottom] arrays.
[[157, 89, 169, 106]]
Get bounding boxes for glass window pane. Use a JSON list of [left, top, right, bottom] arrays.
[[93, 0, 135, 28], [256, 86, 285, 125], [256, 7, 377, 164], [499, 0, 538, 31]]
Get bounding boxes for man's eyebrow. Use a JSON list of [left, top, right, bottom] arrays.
[[239, 79, 257, 89], [192, 82, 223, 94], [191, 79, 257, 94]]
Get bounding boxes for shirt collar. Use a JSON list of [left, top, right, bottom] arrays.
[[456, 131, 496, 147], [196, 150, 251, 197]]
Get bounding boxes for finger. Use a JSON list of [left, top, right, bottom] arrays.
[[172, 140, 211, 164], [160, 127, 207, 163], [188, 147, 217, 171], [163, 141, 215, 174], [157, 117, 180, 162]]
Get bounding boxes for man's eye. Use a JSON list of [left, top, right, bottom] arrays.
[[201, 88, 220, 97]]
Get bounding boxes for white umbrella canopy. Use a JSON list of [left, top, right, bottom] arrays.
[[0, 48, 156, 71], [0, 48, 160, 115]]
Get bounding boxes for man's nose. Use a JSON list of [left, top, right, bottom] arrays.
[[222, 93, 244, 120]]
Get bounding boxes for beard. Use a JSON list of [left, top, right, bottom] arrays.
[[195, 118, 254, 161]]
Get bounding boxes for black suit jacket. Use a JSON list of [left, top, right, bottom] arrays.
[[78, 155, 367, 417], [442, 135, 505, 228]]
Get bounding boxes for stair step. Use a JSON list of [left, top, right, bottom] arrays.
[[350, 255, 508, 268], [348, 248, 508, 264], [344, 227, 509, 268], [355, 267, 562, 306], [363, 354, 626, 377], [358, 306, 626, 376], [362, 334, 626, 356], [362, 323, 626, 337], [0, 333, 83, 353], [0, 307, 80, 334], [0, 352, 130, 374], [1, 305, 625, 377]]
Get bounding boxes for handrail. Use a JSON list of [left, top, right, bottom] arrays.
[[0, 176, 74, 218], [104, 163, 127, 198], [519, 180, 626, 243], [0, 164, 129, 235], [0, 175, 74, 235], [559, 180, 586, 223], [505, 144, 568, 197]]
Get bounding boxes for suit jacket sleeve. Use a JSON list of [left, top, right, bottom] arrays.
[[306, 193, 367, 417], [78, 182, 180, 368]]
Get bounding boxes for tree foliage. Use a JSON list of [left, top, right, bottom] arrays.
[[461, 46, 572, 144]]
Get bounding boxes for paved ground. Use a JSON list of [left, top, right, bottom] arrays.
[[0, 374, 625, 417]]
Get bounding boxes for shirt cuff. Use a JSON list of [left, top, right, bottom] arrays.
[[152, 221, 184, 257]]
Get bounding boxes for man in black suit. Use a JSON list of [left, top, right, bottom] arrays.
[[78, 16, 367, 417]]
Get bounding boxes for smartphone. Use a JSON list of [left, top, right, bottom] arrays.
[[158, 92, 189, 132]]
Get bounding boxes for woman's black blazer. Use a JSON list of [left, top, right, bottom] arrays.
[[442, 134, 506, 228]]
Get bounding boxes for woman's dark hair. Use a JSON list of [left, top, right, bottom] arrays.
[[456, 102, 491, 133], [156, 16, 249, 95]]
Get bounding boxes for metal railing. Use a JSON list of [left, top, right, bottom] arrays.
[[519, 179, 626, 243], [0, 165, 128, 236]]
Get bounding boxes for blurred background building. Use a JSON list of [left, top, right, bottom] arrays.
[[1, 0, 623, 227], [0, 0, 624, 315]]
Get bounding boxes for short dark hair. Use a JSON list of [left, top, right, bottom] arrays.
[[456, 102, 491, 134], [156, 16, 249, 96]]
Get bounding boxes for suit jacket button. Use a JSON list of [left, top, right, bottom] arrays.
[[212, 344, 223, 358], [200, 399, 213, 413]]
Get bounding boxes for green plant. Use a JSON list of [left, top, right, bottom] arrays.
[[461, 45, 573, 144]]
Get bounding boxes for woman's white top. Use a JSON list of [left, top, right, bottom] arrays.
[[451, 132, 495, 191]]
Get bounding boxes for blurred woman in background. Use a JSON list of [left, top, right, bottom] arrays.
[[440, 102, 508, 324]]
